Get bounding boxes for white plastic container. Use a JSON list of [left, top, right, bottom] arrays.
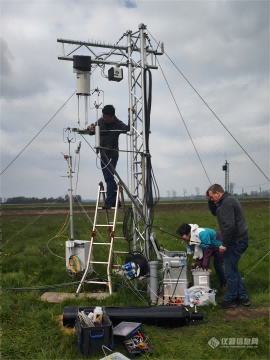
[[87, 312, 94, 320], [192, 269, 211, 287], [100, 352, 130, 360], [93, 306, 103, 324]]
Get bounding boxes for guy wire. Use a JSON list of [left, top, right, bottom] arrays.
[[1, 91, 76, 176]]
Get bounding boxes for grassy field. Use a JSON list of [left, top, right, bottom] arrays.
[[1, 199, 269, 360]]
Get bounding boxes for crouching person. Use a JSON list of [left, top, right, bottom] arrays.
[[176, 223, 226, 289]]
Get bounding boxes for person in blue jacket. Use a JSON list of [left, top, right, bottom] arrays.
[[176, 223, 226, 288]]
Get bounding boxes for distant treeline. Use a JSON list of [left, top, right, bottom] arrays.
[[2, 195, 82, 204], [165, 191, 270, 200], [1, 191, 269, 204]]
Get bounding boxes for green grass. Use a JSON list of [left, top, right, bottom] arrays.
[[1, 200, 269, 360]]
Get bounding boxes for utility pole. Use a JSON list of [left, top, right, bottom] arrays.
[[57, 24, 164, 261], [222, 160, 229, 192]]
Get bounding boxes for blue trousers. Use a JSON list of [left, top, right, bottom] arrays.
[[101, 155, 118, 206], [222, 240, 249, 301]]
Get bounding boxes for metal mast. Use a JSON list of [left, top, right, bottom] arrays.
[[57, 23, 164, 261], [222, 160, 230, 192]]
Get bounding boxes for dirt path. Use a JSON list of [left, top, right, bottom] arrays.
[[224, 306, 269, 320]]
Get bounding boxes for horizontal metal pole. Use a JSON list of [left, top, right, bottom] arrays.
[[58, 56, 158, 69], [57, 38, 163, 55], [57, 38, 128, 50], [58, 56, 127, 66]]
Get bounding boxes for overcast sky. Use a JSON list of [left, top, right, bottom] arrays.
[[1, 0, 269, 201]]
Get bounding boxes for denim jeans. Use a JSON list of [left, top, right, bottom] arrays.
[[101, 155, 118, 206], [223, 240, 249, 301], [212, 257, 226, 284]]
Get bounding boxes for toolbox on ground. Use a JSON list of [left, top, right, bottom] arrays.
[[123, 329, 154, 357], [75, 307, 114, 355], [113, 321, 141, 340], [113, 321, 154, 357]]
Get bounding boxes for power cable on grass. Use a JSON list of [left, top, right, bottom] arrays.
[[241, 250, 270, 277]]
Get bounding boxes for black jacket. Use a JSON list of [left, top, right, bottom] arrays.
[[90, 117, 129, 157], [216, 192, 248, 246], [208, 199, 217, 216]]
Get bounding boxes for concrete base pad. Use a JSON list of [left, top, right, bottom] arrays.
[[40, 292, 111, 303]]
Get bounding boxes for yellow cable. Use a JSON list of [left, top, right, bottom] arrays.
[[55, 211, 70, 237], [69, 255, 81, 273]]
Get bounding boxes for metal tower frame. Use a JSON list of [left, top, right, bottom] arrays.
[[57, 23, 164, 261], [222, 160, 230, 193]]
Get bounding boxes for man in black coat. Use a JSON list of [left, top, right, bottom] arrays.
[[89, 105, 133, 208], [207, 183, 250, 308]]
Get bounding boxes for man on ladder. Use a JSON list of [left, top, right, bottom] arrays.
[[88, 104, 135, 209]]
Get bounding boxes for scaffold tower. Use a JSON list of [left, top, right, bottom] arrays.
[[58, 23, 164, 261]]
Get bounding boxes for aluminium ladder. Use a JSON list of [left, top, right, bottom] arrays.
[[76, 181, 128, 295]]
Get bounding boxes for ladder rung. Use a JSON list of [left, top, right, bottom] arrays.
[[85, 280, 109, 285], [92, 242, 111, 245], [97, 206, 119, 210], [114, 236, 126, 240], [76, 184, 126, 296], [97, 207, 118, 210]]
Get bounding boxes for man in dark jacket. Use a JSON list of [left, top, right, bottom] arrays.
[[89, 105, 131, 208], [207, 183, 250, 308]]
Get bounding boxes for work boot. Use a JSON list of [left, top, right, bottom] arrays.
[[219, 299, 237, 309], [238, 298, 251, 306]]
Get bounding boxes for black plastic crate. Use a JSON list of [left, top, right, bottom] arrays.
[[75, 307, 114, 355]]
